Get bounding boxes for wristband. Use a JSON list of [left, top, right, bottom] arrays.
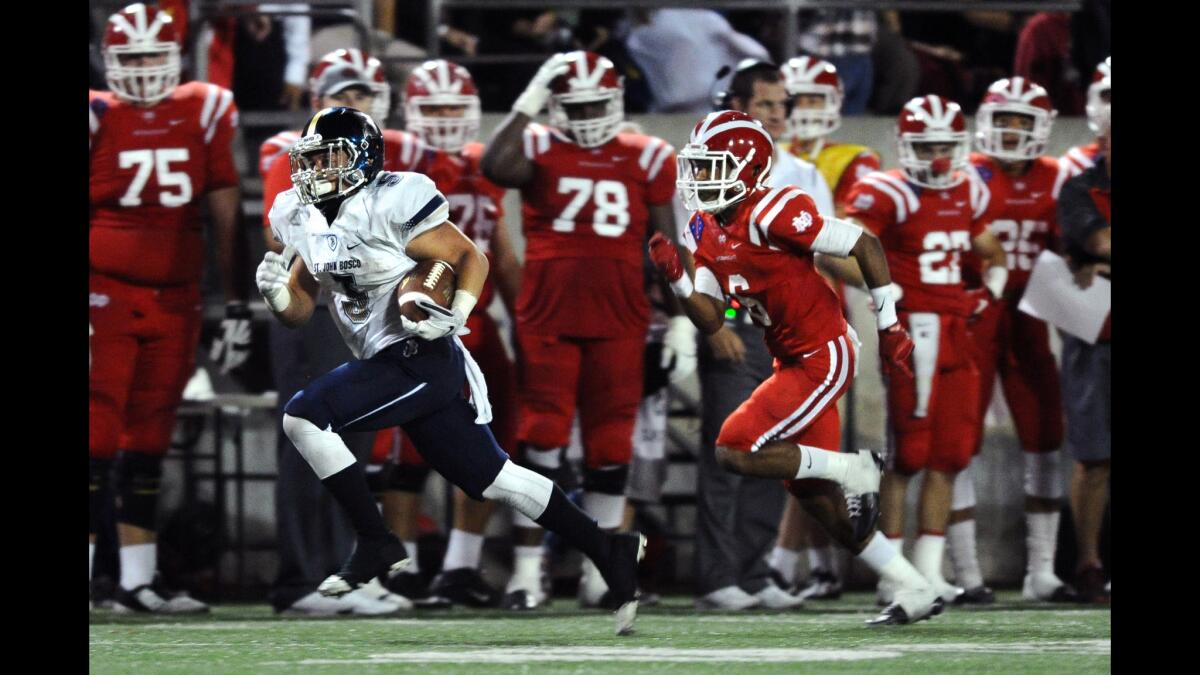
[[984, 265, 1008, 300], [451, 289, 478, 317], [870, 284, 898, 330], [670, 274, 694, 299], [264, 286, 291, 314]]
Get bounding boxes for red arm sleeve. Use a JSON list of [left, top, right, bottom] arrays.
[[204, 95, 240, 191], [761, 189, 826, 253], [844, 178, 898, 237], [644, 139, 678, 205]]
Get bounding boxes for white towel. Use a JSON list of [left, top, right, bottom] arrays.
[[454, 334, 493, 424], [906, 313, 940, 418]]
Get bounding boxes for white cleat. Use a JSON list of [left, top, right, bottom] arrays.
[[695, 585, 763, 610], [1023, 571, 1079, 602], [360, 577, 414, 611], [279, 591, 356, 616], [876, 577, 897, 606], [614, 599, 639, 636], [931, 577, 965, 604], [755, 581, 805, 609], [841, 449, 884, 496], [342, 586, 405, 615], [113, 585, 209, 615], [869, 583, 945, 626]]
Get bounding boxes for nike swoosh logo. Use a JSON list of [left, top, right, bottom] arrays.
[[346, 243, 361, 250], [731, 243, 742, 249], [168, 119, 184, 126], [806, 453, 812, 470]]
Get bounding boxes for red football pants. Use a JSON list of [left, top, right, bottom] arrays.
[[968, 299, 1063, 454], [89, 274, 202, 459], [372, 312, 518, 466], [516, 329, 645, 469], [885, 312, 980, 475]]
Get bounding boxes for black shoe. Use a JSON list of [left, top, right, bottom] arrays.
[[768, 569, 794, 594], [598, 532, 647, 636], [1073, 566, 1110, 605], [955, 585, 996, 605], [844, 450, 884, 543], [384, 571, 452, 609], [113, 582, 209, 614], [500, 589, 544, 611], [867, 597, 945, 626], [318, 535, 410, 598], [430, 568, 500, 608], [796, 569, 842, 600]]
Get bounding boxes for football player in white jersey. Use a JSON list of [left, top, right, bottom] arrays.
[[258, 107, 647, 636]]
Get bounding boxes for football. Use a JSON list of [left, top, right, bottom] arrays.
[[397, 259, 457, 322]]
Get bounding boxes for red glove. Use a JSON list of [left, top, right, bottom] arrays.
[[963, 288, 992, 319], [879, 323, 915, 379], [648, 231, 684, 281]]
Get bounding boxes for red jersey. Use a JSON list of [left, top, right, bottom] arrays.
[[846, 169, 989, 317], [1060, 142, 1101, 180], [966, 153, 1068, 292], [682, 186, 848, 362], [89, 82, 239, 286], [259, 128, 465, 224], [516, 125, 676, 337], [445, 142, 507, 312]]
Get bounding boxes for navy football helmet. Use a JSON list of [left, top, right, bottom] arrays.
[[289, 107, 385, 205]]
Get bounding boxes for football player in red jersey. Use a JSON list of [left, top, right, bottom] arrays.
[[942, 78, 1079, 604], [481, 51, 683, 610], [653, 110, 945, 626], [833, 95, 1008, 606], [367, 59, 523, 608], [258, 49, 462, 616], [90, 3, 249, 613], [1060, 57, 1109, 178]]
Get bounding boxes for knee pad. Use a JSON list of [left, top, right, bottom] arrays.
[[1024, 449, 1063, 500], [951, 462, 977, 511], [114, 451, 162, 531], [388, 462, 432, 494], [90, 458, 111, 536], [582, 464, 629, 496]]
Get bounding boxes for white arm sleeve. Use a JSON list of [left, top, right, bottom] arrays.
[[811, 217, 864, 257], [694, 266, 724, 301]]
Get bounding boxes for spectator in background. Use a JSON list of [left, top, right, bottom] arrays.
[[625, 9, 771, 114], [796, 10, 877, 115], [1055, 119, 1111, 605], [898, 9, 1019, 113], [1015, 12, 1084, 115], [870, 12, 919, 114], [1070, 0, 1111, 97], [575, 10, 653, 113]]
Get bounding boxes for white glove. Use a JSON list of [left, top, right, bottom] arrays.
[[210, 302, 253, 374], [512, 52, 573, 118], [400, 297, 470, 341], [257, 246, 296, 313], [661, 316, 699, 385]]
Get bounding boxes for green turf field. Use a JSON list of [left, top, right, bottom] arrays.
[[89, 592, 1110, 672]]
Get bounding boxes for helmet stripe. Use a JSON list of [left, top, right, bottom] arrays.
[[437, 60, 450, 90], [698, 120, 771, 146]]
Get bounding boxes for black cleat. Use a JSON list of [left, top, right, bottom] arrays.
[[796, 569, 843, 601], [385, 571, 452, 609], [500, 589, 544, 611], [319, 535, 411, 598], [844, 450, 884, 543], [867, 596, 945, 626], [597, 532, 647, 636], [430, 568, 500, 608], [955, 585, 996, 605]]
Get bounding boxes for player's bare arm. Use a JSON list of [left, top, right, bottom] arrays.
[[489, 214, 523, 314], [481, 53, 573, 188], [209, 186, 250, 303], [1085, 226, 1111, 262], [847, 228, 894, 292], [651, 239, 725, 335]]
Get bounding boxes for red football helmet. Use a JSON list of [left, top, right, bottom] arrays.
[[896, 95, 970, 189], [1086, 56, 1111, 134], [547, 51, 624, 148], [676, 110, 774, 213], [102, 3, 181, 105], [404, 60, 481, 152], [781, 56, 844, 141], [310, 49, 391, 123], [975, 77, 1057, 161]]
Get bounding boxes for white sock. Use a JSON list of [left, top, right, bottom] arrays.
[[442, 529, 484, 571], [89, 543, 96, 582], [912, 534, 947, 584], [1025, 510, 1060, 576], [582, 491, 626, 530], [281, 414, 356, 479], [807, 545, 837, 575], [403, 540, 419, 575], [858, 532, 927, 589], [579, 556, 609, 603], [770, 546, 800, 584], [947, 520, 983, 589], [118, 543, 157, 590], [794, 445, 852, 482], [509, 545, 543, 591]]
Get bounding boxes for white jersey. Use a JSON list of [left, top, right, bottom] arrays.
[[268, 171, 450, 360], [768, 149, 835, 218]]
